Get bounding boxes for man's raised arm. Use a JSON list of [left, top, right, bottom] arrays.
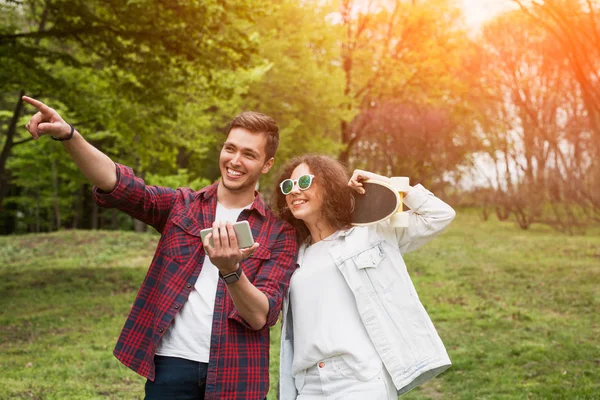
[[22, 96, 117, 192]]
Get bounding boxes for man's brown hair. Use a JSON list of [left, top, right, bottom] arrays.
[[226, 112, 279, 161], [273, 154, 354, 243]]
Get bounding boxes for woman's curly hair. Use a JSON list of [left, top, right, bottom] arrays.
[[272, 154, 354, 244]]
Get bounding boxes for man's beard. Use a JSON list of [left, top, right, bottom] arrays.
[[221, 174, 258, 192]]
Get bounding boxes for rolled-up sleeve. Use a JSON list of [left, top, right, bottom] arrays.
[[93, 163, 178, 232], [390, 184, 456, 254], [228, 223, 298, 329]]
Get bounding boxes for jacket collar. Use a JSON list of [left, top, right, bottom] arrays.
[[339, 227, 356, 237]]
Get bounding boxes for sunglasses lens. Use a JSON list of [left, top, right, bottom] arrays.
[[281, 179, 294, 194], [298, 175, 312, 190]]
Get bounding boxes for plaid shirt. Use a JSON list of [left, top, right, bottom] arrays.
[[93, 164, 298, 400]]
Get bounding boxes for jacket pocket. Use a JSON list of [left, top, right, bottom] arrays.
[[160, 213, 205, 264], [171, 213, 204, 237], [294, 369, 306, 393], [353, 243, 397, 293], [354, 244, 385, 270], [240, 245, 271, 282]]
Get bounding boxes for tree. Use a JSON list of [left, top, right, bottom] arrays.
[[225, 0, 347, 195], [474, 9, 597, 232], [514, 0, 600, 144], [0, 0, 264, 232], [336, 0, 479, 187], [512, 0, 600, 224]]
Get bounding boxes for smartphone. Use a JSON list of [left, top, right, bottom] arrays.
[[200, 220, 255, 249]]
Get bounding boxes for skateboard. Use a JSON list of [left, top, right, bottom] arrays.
[[351, 177, 410, 227]]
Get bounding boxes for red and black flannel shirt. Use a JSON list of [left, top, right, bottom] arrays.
[[93, 164, 298, 400]]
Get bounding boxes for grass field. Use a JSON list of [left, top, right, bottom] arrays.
[[1, 210, 599, 399]]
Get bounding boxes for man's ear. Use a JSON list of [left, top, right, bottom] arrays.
[[261, 157, 274, 174]]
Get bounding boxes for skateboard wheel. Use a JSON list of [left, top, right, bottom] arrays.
[[390, 177, 410, 192], [390, 212, 410, 228]]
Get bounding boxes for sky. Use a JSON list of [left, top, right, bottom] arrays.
[[461, 0, 518, 28]]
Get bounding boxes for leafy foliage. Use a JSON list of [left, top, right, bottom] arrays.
[[2, 0, 597, 233]]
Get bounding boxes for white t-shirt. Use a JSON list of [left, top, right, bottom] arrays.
[[290, 231, 381, 380], [155, 201, 250, 363]]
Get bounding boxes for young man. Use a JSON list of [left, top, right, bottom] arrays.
[[22, 96, 298, 400]]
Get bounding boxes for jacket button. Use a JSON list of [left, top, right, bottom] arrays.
[[186, 283, 192, 288], [158, 328, 164, 333], [174, 304, 180, 309], [318, 362, 325, 368]]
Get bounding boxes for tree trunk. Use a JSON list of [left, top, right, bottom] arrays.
[[72, 185, 83, 229], [111, 209, 118, 230], [91, 200, 98, 229], [51, 158, 61, 230], [0, 7, 49, 211], [134, 218, 147, 233], [48, 206, 54, 232], [339, 120, 351, 165], [0, 91, 26, 211], [35, 187, 40, 233], [339, 2, 354, 166]]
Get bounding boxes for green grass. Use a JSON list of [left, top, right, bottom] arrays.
[[1, 212, 599, 399]]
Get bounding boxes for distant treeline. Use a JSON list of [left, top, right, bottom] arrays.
[[1, 0, 598, 234]]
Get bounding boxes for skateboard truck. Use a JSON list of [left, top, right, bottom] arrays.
[[389, 177, 410, 228]]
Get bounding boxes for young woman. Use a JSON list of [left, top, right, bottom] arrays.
[[274, 154, 456, 400]]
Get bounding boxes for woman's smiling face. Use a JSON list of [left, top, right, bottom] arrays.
[[284, 163, 324, 225]]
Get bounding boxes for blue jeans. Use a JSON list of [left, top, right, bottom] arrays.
[[145, 356, 208, 400]]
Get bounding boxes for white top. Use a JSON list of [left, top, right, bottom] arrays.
[[289, 231, 381, 379], [156, 201, 250, 362], [280, 184, 457, 400]]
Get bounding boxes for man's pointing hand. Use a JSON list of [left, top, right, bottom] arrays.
[[22, 96, 72, 140]]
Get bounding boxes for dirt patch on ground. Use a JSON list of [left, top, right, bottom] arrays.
[[418, 381, 445, 400], [108, 255, 153, 268]]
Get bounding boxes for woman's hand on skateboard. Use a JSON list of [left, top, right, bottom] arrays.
[[348, 169, 391, 194]]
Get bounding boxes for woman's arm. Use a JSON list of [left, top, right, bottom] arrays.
[[392, 184, 456, 254], [348, 169, 455, 254]]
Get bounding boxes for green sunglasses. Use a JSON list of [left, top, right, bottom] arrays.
[[280, 174, 315, 195]]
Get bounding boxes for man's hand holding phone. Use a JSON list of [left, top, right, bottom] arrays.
[[202, 221, 259, 276]]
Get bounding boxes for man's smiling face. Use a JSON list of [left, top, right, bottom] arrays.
[[219, 127, 273, 193]]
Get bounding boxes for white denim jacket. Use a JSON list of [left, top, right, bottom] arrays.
[[279, 184, 456, 399]]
